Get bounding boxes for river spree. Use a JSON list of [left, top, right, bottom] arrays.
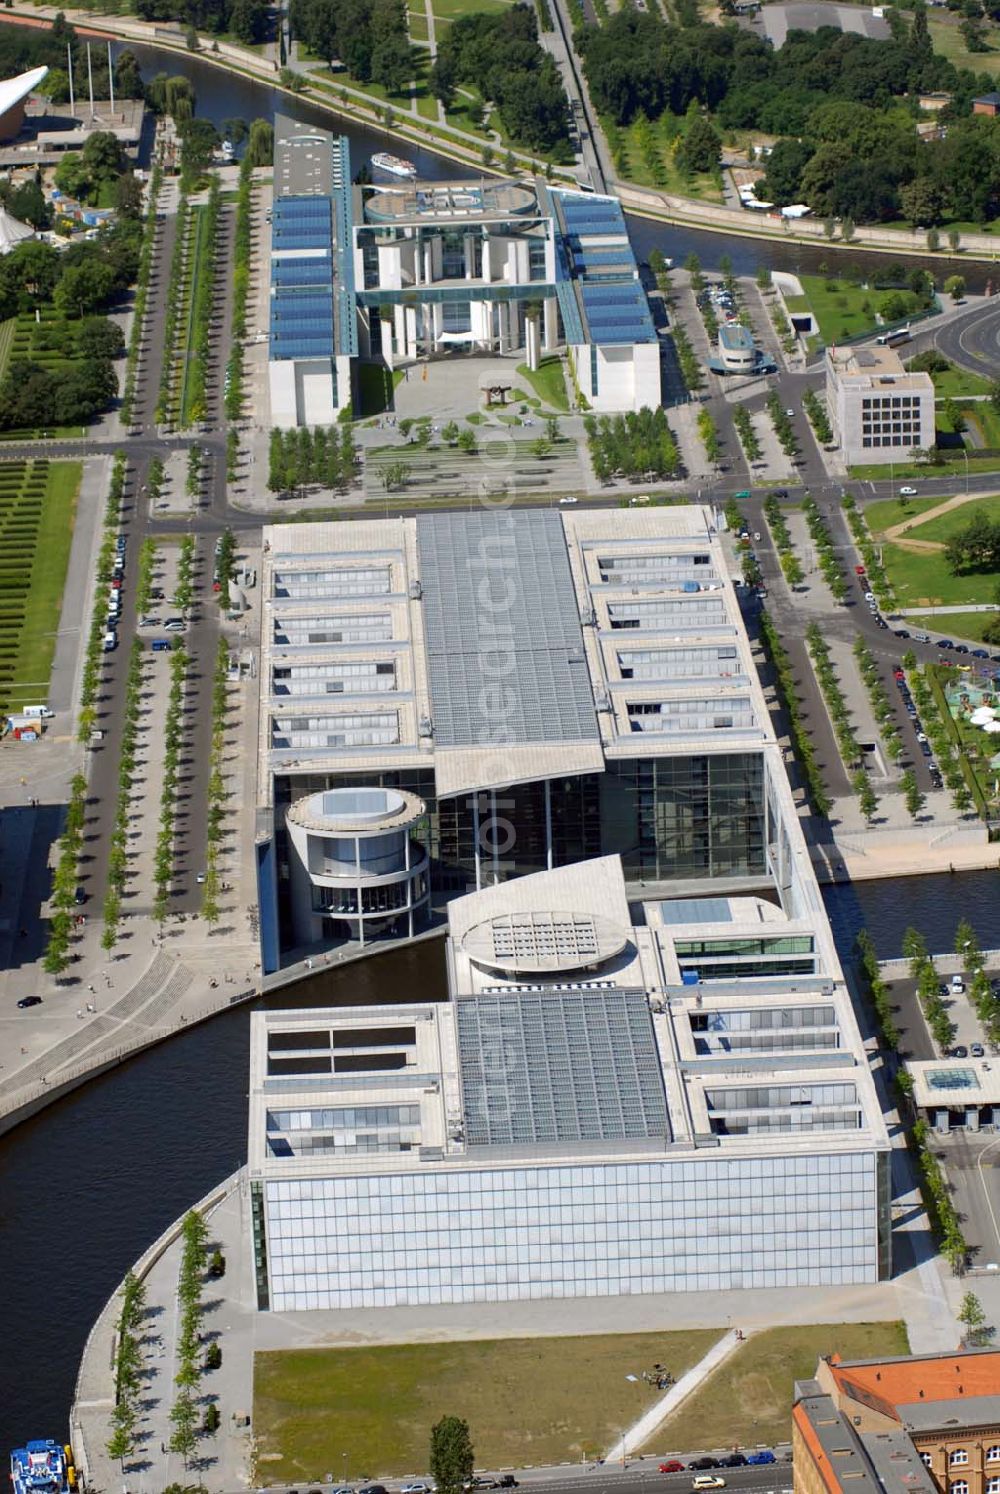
[[1, 871, 999, 1462], [118, 41, 991, 287]]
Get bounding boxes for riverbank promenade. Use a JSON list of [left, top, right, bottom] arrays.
[[4, 2, 1000, 260]]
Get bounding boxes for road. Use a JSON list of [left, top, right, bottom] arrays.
[[259, 1470, 791, 1494], [930, 298, 1000, 382]]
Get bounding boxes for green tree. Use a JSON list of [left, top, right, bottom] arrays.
[[245, 118, 274, 167], [958, 1290, 989, 1345], [676, 114, 721, 175], [944, 274, 966, 301], [901, 769, 925, 821], [430, 1416, 475, 1494]]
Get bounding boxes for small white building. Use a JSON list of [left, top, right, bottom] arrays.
[[826, 344, 935, 465], [717, 321, 758, 373]]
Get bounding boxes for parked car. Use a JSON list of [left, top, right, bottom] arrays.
[[357, 1484, 387, 1494], [952, 974, 967, 992], [937, 639, 955, 649], [972, 1043, 986, 1058], [163, 618, 186, 632], [103, 631, 117, 652], [17, 995, 42, 1008], [401, 1483, 434, 1492], [952, 1046, 969, 1058], [746, 1451, 776, 1466], [718, 1454, 746, 1467], [972, 648, 990, 659], [689, 1459, 719, 1471], [894, 629, 910, 639], [659, 1463, 685, 1474], [954, 643, 970, 654]]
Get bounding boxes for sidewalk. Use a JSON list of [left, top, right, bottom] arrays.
[[604, 1331, 741, 1462]]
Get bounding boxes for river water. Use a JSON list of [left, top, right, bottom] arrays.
[[0, 37, 997, 1470]]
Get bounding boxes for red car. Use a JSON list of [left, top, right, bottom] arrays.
[[855, 565, 866, 575], [659, 1463, 684, 1474]]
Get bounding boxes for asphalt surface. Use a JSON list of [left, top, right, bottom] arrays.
[[930, 298, 1000, 382], [934, 1130, 1000, 1268]]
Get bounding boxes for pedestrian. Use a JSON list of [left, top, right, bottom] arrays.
[[88, 983, 95, 993]]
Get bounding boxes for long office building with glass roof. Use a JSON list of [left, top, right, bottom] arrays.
[[267, 114, 661, 421], [248, 855, 891, 1311], [257, 505, 831, 976]]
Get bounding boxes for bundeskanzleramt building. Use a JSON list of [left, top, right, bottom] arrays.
[[826, 344, 935, 465], [266, 111, 661, 423], [793, 1351, 1000, 1494]]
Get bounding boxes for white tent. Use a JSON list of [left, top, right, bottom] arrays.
[[0, 205, 34, 255]]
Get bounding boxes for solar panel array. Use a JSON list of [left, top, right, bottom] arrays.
[[270, 195, 336, 361], [456, 988, 671, 1146], [581, 282, 656, 345], [415, 511, 600, 749]]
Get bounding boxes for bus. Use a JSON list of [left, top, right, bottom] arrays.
[[876, 325, 911, 347]]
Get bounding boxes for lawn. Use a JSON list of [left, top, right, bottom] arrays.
[[850, 454, 1000, 479], [925, 366, 995, 399], [0, 460, 81, 710], [254, 1329, 723, 1480], [642, 1322, 909, 1457], [902, 493, 1000, 545], [786, 275, 927, 344], [960, 401, 1000, 448], [407, 7, 430, 40], [908, 609, 1000, 645], [515, 355, 569, 410], [358, 360, 404, 417], [866, 496, 943, 533], [860, 496, 1000, 608], [433, 0, 516, 17], [929, 13, 1000, 76]]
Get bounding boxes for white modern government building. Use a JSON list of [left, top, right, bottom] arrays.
[[267, 113, 661, 423], [247, 505, 891, 1313]]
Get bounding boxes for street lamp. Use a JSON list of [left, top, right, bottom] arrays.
[[963, 445, 970, 497]]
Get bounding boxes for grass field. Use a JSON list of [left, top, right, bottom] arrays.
[[0, 460, 81, 711], [606, 117, 723, 200], [783, 276, 926, 344], [642, 1322, 910, 1456], [866, 496, 942, 532], [927, 366, 994, 399], [515, 355, 569, 410], [254, 1330, 722, 1480], [929, 13, 1000, 76], [866, 494, 1000, 607], [960, 401, 1000, 448], [907, 609, 1000, 645]]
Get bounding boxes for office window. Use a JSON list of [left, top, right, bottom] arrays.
[[950, 1450, 968, 1467], [987, 1447, 1000, 1463]]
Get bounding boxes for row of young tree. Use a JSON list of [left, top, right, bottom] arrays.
[[267, 425, 358, 494], [153, 645, 189, 926], [201, 639, 232, 928], [78, 454, 128, 744], [584, 408, 681, 483], [169, 1211, 223, 1465]]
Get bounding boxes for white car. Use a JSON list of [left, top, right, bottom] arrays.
[[103, 631, 117, 651], [952, 974, 966, 993], [401, 1484, 435, 1493], [899, 485, 918, 497], [164, 618, 186, 632], [558, 495, 578, 505], [691, 1480, 726, 1491]]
